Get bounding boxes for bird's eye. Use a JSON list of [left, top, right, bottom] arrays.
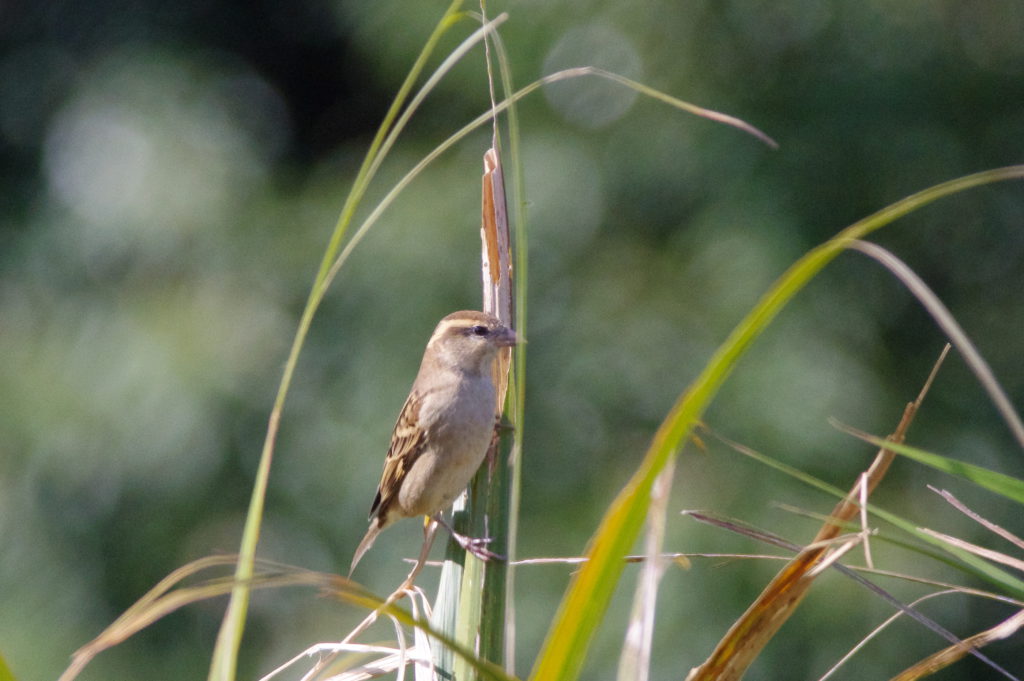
[[471, 325, 488, 336]]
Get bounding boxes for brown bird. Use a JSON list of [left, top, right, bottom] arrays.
[[350, 310, 517, 574]]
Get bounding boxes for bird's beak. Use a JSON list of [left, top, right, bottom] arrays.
[[495, 327, 519, 347]]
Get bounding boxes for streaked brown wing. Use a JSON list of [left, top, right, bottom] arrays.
[[368, 390, 428, 520]]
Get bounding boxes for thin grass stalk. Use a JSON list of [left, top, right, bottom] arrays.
[[929, 486, 1024, 550], [439, 6, 522, 669], [449, 145, 516, 679], [485, 23, 529, 675], [476, 8, 514, 668], [462, 11, 527, 670], [480, 434, 513, 663], [436, 113, 517, 681], [889, 608, 1024, 681], [819, 589, 962, 681], [847, 240, 1024, 450], [206, 5, 467, 680]]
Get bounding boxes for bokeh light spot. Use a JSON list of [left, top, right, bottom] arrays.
[[543, 23, 642, 129]]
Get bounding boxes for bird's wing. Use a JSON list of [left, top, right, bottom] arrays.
[[368, 389, 428, 520]]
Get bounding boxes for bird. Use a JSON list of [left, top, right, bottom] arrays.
[[349, 310, 518, 575]]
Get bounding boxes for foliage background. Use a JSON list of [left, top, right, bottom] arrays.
[[2, 1, 1023, 679]]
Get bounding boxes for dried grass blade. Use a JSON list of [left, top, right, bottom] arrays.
[[618, 461, 676, 681], [929, 486, 1024, 551], [687, 350, 945, 681], [888, 609, 1024, 681], [918, 528, 1024, 574]]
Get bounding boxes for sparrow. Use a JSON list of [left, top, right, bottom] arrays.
[[349, 310, 518, 574]]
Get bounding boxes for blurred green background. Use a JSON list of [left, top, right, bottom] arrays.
[[2, 1, 1024, 679]]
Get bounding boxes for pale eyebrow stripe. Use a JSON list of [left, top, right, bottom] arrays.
[[427, 319, 474, 347]]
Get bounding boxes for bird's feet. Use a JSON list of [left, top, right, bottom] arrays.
[[432, 515, 505, 562], [495, 415, 515, 433], [452, 532, 503, 562]]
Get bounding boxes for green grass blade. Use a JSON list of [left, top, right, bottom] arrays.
[[429, 535, 465, 677], [0, 650, 16, 681], [528, 166, 1024, 681], [206, 4, 467, 680], [319, 11, 508, 296], [843, 429, 1024, 503], [455, 551, 487, 681], [481, 11, 527, 673], [320, 65, 776, 288], [722, 436, 1024, 598]]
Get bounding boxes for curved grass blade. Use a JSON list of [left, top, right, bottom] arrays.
[[60, 555, 519, 681], [63, 558, 349, 681], [321, 65, 776, 290], [528, 166, 1024, 681], [206, 4, 472, 680], [848, 240, 1024, 450]]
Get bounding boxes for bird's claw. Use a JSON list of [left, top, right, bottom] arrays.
[[432, 515, 506, 561], [454, 534, 504, 562]]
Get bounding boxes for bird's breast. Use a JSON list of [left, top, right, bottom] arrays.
[[426, 373, 495, 451], [396, 373, 496, 517]]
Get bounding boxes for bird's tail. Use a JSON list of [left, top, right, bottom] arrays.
[[349, 520, 383, 577]]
